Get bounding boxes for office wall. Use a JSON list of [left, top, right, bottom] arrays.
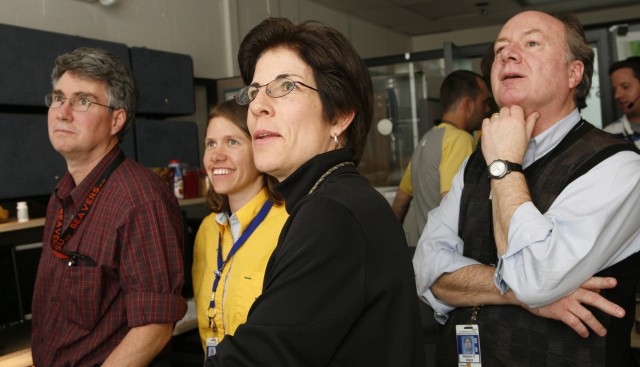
[[0, 0, 410, 80], [411, 4, 640, 52]]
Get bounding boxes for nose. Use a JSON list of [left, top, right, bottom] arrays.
[[54, 99, 74, 120], [613, 88, 624, 102], [248, 87, 273, 118], [498, 44, 521, 64], [210, 148, 227, 162]]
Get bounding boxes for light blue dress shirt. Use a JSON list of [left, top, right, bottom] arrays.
[[413, 109, 640, 323]]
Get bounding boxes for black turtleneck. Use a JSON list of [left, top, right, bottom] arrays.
[[207, 147, 426, 367]]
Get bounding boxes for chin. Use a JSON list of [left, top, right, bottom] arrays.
[[254, 158, 280, 178]]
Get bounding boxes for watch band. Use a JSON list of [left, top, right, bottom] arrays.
[[487, 159, 523, 179]]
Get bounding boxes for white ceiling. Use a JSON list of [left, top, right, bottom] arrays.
[[308, 0, 639, 36]]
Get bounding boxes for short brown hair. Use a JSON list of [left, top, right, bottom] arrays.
[[237, 18, 373, 164]]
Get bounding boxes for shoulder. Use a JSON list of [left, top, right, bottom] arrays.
[[195, 213, 221, 244], [268, 203, 289, 221], [443, 126, 474, 143], [603, 118, 624, 133], [111, 159, 177, 206]]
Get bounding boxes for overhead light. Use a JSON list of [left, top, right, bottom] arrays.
[[73, 0, 117, 6], [515, 0, 563, 5]]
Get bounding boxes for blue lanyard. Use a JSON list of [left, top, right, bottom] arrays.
[[209, 199, 273, 311]]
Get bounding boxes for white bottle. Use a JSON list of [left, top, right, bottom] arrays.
[[17, 201, 29, 223]]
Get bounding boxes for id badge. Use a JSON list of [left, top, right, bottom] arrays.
[[456, 324, 481, 366], [206, 337, 219, 357]]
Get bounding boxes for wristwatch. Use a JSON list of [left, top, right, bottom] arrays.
[[487, 159, 523, 179]]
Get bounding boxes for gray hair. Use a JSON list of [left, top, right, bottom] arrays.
[[51, 47, 138, 142]]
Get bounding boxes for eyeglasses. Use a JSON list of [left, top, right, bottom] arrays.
[[45, 94, 114, 112], [235, 77, 319, 106]]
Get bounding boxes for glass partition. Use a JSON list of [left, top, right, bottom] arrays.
[[359, 59, 446, 187]]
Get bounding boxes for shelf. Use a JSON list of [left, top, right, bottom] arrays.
[[0, 218, 46, 233], [178, 197, 206, 207], [0, 198, 205, 234]]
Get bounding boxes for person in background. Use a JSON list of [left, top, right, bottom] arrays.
[[390, 161, 413, 222], [391, 70, 491, 247], [32, 47, 186, 366], [205, 17, 425, 367], [414, 11, 640, 366], [605, 56, 640, 148], [192, 99, 288, 358]]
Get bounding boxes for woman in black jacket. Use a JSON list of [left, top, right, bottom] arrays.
[[205, 17, 425, 367]]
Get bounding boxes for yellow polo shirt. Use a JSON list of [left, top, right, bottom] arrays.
[[192, 189, 288, 351]]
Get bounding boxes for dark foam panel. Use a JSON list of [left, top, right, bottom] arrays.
[[135, 119, 200, 168]]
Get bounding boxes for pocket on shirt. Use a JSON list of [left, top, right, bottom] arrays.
[[227, 272, 265, 333], [62, 266, 111, 331]]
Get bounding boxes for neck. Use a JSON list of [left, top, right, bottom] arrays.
[[65, 140, 118, 185], [627, 111, 640, 124], [228, 178, 264, 214], [440, 113, 464, 130]]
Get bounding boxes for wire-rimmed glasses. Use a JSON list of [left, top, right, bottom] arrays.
[[235, 77, 318, 106], [45, 94, 114, 112]]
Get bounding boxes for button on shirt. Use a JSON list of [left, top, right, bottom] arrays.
[[413, 109, 640, 322], [31, 147, 187, 366]]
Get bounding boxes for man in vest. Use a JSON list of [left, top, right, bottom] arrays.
[[413, 11, 640, 367]]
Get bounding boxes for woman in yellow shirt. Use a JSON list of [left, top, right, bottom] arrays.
[[192, 99, 288, 357]]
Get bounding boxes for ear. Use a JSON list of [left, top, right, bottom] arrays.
[[460, 97, 473, 116], [110, 109, 127, 137], [568, 60, 584, 89], [331, 110, 355, 137]]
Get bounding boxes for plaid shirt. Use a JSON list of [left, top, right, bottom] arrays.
[[32, 146, 187, 366]]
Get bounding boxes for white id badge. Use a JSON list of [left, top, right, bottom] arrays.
[[456, 324, 481, 366], [206, 337, 219, 357]]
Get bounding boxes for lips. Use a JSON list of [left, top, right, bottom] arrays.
[[253, 129, 280, 140], [501, 72, 523, 81]]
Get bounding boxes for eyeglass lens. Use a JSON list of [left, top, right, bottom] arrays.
[[236, 78, 300, 105]]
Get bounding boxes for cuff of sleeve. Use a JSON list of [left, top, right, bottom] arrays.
[[420, 290, 455, 325], [494, 258, 509, 294], [126, 292, 187, 327], [504, 201, 548, 258]]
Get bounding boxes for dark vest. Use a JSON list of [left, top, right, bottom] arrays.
[[437, 121, 640, 367]]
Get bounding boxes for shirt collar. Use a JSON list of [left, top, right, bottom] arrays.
[[54, 146, 123, 206], [215, 188, 269, 241], [524, 109, 581, 168]]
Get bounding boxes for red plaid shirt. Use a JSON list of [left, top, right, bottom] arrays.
[[32, 147, 187, 366]]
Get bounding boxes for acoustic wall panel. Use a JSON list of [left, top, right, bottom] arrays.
[[135, 119, 200, 168], [0, 24, 129, 108], [0, 114, 66, 200], [131, 47, 195, 116]]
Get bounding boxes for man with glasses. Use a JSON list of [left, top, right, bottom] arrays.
[[31, 47, 187, 367]]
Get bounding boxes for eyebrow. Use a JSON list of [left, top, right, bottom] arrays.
[[250, 73, 298, 87], [51, 89, 100, 100], [495, 29, 544, 45]]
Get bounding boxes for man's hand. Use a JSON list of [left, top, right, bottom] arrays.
[[523, 277, 624, 338], [481, 106, 538, 165]]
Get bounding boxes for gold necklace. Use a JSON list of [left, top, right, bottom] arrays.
[[308, 161, 355, 194]]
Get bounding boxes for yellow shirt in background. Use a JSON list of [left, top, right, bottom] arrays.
[[192, 189, 288, 352]]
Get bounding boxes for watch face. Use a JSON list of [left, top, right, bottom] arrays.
[[489, 160, 507, 177]]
